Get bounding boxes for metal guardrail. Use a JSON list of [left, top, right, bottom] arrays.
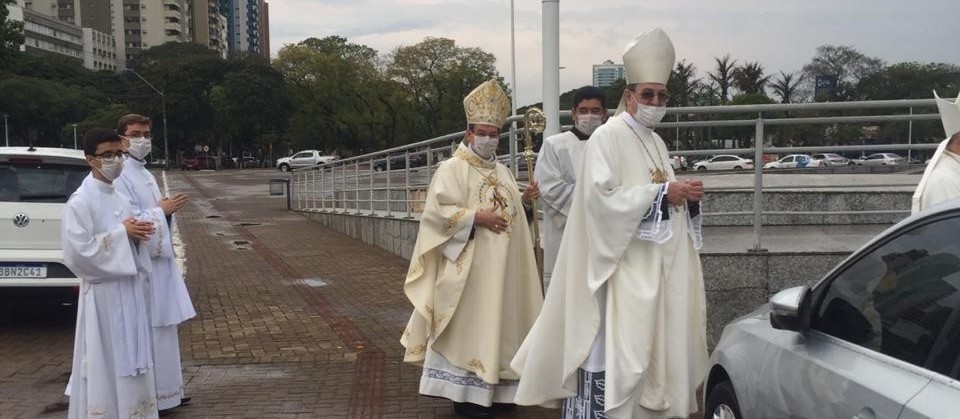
[[289, 99, 940, 251]]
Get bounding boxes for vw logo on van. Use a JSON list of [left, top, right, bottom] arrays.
[[13, 213, 30, 228]]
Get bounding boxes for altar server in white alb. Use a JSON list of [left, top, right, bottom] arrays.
[[63, 128, 160, 419], [114, 114, 196, 412], [536, 85, 608, 290], [913, 91, 960, 214], [511, 28, 708, 419]]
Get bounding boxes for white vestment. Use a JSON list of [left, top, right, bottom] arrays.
[[535, 130, 587, 290], [401, 144, 543, 406], [116, 158, 196, 409], [63, 175, 159, 419], [512, 114, 707, 419], [912, 139, 960, 214]]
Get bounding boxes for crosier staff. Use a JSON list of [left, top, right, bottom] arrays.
[[522, 107, 546, 287]]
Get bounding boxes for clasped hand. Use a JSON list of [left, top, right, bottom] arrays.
[[666, 179, 704, 206]]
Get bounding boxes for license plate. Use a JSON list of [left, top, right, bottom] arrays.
[[0, 263, 48, 278]]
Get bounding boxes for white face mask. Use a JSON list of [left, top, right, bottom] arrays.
[[96, 156, 124, 181], [632, 103, 667, 129], [575, 114, 603, 135], [127, 137, 152, 160], [471, 135, 499, 159]]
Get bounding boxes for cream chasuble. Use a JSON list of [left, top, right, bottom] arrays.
[[401, 143, 543, 405], [912, 139, 960, 214], [535, 131, 587, 289], [63, 175, 158, 419], [511, 114, 707, 419]]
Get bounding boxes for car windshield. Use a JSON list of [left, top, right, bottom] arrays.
[[0, 162, 89, 203]]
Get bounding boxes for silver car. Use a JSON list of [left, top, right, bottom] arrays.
[[705, 201, 960, 419]]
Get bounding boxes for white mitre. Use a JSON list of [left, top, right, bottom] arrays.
[[911, 90, 960, 213], [936, 90, 960, 139], [615, 27, 676, 115]]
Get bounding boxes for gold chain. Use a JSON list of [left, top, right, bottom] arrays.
[[626, 125, 669, 183]]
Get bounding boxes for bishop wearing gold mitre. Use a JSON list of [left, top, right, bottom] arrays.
[[511, 28, 708, 419], [400, 80, 543, 418]]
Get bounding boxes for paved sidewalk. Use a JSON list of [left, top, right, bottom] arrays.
[[0, 169, 705, 418], [161, 169, 561, 418]]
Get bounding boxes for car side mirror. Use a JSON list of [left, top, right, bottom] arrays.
[[769, 285, 808, 332]]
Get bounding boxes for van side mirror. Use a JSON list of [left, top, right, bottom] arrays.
[[769, 286, 808, 332]]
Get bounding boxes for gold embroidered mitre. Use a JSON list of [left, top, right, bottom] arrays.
[[464, 79, 511, 128]]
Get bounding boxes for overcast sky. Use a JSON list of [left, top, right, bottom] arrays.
[[268, 0, 960, 107]]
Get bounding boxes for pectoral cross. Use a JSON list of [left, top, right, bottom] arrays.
[[650, 168, 668, 184]]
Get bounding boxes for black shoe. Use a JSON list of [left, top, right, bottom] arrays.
[[179, 397, 191, 406], [453, 402, 494, 418], [491, 403, 517, 412]]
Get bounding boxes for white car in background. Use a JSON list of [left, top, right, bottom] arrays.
[[811, 153, 851, 166], [692, 155, 754, 171], [763, 154, 823, 169], [857, 153, 905, 166], [276, 149, 337, 172], [0, 147, 87, 303]]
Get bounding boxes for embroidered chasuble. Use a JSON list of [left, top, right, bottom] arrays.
[[401, 143, 543, 405]]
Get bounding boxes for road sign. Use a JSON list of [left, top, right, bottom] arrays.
[[203, 145, 210, 152]]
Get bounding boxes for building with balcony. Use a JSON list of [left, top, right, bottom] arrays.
[[220, 0, 267, 56], [191, 0, 228, 58]]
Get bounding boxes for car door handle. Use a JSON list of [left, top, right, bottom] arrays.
[[853, 407, 876, 419]]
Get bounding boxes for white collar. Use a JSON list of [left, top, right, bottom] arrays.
[[620, 112, 654, 136]]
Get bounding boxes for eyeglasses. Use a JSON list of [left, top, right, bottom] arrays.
[[124, 132, 152, 139], [634, 89, 670, 104], [92, 151, 128, 160]]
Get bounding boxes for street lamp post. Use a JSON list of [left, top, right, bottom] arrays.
[[72, 124, 78, 149], [124, 68, 169, 169], [2, 113, 8, 147]]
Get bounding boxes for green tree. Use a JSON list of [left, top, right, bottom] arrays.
[[387, 37, 503, 138], [802, 45, 884, 101], [212, 55, 292, 159], [668, 59, 701, 107], [0, 75, 102, 146], [708, 54, 737, 103], [0, 0, 24, 65], [126, 42, 226, 154], [770, 71, 804, 104], [733, 61, 770, 95]]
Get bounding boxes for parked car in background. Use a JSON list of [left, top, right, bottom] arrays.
[[704, 201, 960, 419], [373, 154, 426, 172], [0, 147, 86, 303], [763, 154, 822, 169], [276, 150, 337, 172], [692, 155, 753, 171], [812, 153, 851, 166], [180, 155, 201, 170], [857, 153, 905, 166], [670, 155, 688, 171]]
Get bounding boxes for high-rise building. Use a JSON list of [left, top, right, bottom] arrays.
[[219, 0, 267, 55], [10, 0, 119, 71], [115, 0, 190, 62], [191, 0, 227, 58], [82, 27, 119, 71], [258, 0, 268, 58], [592, 60, 626, 87], [17, 6, 84, 61], [23, 0, 79, 24]]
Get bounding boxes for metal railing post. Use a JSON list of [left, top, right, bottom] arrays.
[[368, 157, 375, 214], [908, 106, 914, 163], [355, 160, 361, 214], [405, 151, 412, 218], [296, 172, 302, 210], [320, 165, 326, 211], [385, 156, 393, 217], [750, 114, 767, 253], [340, 163, 346, 213], [311, 169, 317, 210]]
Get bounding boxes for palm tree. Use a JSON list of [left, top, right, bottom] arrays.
[[770, 71, 804, 104], [708, 54, 737, 103], [733, 61, 771, 95], [668, 59, 700, 107]]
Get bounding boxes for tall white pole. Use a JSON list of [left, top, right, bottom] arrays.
[[542, 0, 560, 137], [509, 0, 519, 176], [72, 124, 78, 149]]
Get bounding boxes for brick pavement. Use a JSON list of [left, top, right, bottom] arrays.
[[0, 169, 701, 419]]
